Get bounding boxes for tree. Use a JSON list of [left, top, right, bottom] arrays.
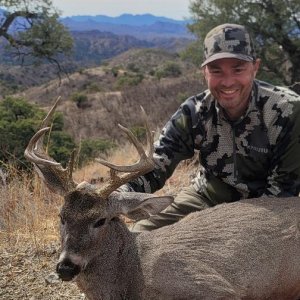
[[0, 97, 75, 170], [187, 0, 300, 85], [0, 0, 73, 70]]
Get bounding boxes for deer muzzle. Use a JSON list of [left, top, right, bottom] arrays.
[[56, 258, 81, 281]]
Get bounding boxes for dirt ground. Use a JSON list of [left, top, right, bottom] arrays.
[[0, 237, 85, 300]]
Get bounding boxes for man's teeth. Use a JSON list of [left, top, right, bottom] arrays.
[[222, 90, 236, 94]]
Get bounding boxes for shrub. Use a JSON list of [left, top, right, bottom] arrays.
[[130, 125, 147, 141], [115, 73, 144, 88], [0, 97, 76, 171], [71, 92, 89, 108], [78, 138, 116, 166], [127, 63, 140, 73], [155, 61, 182, 80]]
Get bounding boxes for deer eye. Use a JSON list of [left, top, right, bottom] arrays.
[[93, 218, 106, 228]]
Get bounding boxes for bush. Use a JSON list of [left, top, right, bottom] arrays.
[[71, 92, 89, 108], [78, 138, 116, 166], [115, 73, 144, 88], [48, 131, 76, 167], [127, 63, 140, 73], [155, 61, 182, 80], [130, 126, 147, 141], [0, 97, 76, 171]]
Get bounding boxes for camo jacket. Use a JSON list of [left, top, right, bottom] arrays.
[[127, 80, 300, 203]]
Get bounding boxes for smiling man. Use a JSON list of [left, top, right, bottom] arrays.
[[121, 24, 300, 231]]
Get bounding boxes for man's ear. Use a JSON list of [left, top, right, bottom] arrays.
[[108, 192, 174, 221]]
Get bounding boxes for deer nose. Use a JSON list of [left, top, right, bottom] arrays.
[[56, 258, 81, 281]]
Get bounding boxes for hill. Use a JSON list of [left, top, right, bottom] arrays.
[[0, 31, 192, 96], [16, 48, 203, 143]]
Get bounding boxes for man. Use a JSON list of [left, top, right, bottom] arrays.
[[122, 23, 300, 231]]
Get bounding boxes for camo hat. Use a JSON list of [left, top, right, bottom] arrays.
[[201, 23, 256, 67]]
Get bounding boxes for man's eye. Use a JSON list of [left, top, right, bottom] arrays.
[[93, 218, 106, 228], [235, 68, 244, 73], [210, 70, 221, 74]]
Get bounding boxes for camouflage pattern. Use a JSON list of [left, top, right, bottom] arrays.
[[201, 24, 256, 67], [127, 80, 300, 205]]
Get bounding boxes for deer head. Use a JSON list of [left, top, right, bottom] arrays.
[[24, 98, 173, 281]]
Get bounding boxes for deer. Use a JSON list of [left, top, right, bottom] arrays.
[[25, 98, 300, 300]]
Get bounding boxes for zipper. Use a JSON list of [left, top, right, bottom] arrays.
[[232, 126, 237, 179]]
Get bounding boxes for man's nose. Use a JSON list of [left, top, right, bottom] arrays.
[[220, 75, 235, 87]]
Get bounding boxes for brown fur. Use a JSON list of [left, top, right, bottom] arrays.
[[58, 189, 300, 300]]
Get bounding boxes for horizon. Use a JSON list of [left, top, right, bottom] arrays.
[[52, 0, 191, 21]]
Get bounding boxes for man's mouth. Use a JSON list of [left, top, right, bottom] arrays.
[[221, 89, 238, 95]]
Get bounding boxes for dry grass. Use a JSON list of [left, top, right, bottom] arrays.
[[0, 142, 198, 299], [0, 171, 62, 251], [0, 141, 198, 248]]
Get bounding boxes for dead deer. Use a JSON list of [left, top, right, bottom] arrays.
[[25, 98, 300, 300]]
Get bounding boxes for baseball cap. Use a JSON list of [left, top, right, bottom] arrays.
[[201, 23, 256, 67]]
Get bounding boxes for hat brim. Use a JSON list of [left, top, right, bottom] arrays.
[[201, 52, 254, 67]]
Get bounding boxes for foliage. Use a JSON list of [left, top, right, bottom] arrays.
[[129, 126, 147, 141], [115, 72, 144, 88], [78, 138, 116, 166], [48, 131, 76, 167], [0, 97, 75, 170], [127, 62, 140, 73], [71, 92, 89, 108], [0, 0, 73, 67], [187, 0, 300, 84], [155, 61, 182, 80]]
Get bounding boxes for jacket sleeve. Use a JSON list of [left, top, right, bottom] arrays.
[[263, 95, 300, 197], [126, 98, 198, 193]]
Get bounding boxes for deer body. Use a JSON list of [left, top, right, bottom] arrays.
[[59, 191, 300, 300], [136, 197, 300, 300], [24, 98, 300, 300]]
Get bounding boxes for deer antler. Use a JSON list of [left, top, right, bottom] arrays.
[[24, 97, 77, 196], [95, 106, 155, 198]]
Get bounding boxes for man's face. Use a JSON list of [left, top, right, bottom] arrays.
[[203, 58, 260, 120]]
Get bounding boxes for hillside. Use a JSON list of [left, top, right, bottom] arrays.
[[0, 31, 192, 96], [16, 48, 203, 143]]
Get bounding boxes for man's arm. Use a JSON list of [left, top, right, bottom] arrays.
[[263, 96, 300, 197], [123, 98, 199, 193]]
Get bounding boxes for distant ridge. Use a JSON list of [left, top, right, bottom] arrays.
[[61, 13, 192, 39], [61, 13, 188, 26]]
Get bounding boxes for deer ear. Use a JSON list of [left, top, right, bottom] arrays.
[[109, 192, 173, 221]]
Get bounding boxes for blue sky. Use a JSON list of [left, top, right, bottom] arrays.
[[51, 0, 192, 20]]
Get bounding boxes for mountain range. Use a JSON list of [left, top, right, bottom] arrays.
[[61, 13, 193, 39], [0, 13, 195, 93]]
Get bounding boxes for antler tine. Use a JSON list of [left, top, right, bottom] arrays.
[[36, 96, 61, 149], [95, 106, 155, 198], [24, 97, 77, 196], [25, 127, 60, 166], [96, 106, 154, 172]]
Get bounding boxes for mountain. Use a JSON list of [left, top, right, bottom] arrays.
[[61, 13, 192, 39], [63, 13, 185, 26], [0, 13, 194, 95]]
